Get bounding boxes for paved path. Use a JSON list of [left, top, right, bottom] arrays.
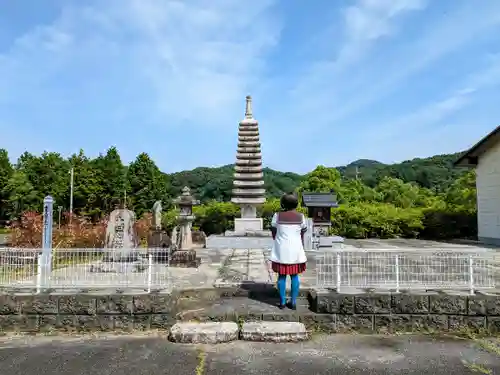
[[0, 334, 498, 374]]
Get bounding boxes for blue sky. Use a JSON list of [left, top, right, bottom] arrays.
[[1, 0, 500, 174]]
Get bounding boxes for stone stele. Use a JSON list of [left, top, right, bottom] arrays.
[[105, 208, 139, 259]]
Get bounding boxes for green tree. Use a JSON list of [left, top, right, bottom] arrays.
[[0, 149, 13, 221], [68, 150, 103, 218], [443, 169, 476, 212], [2, 171, 38, 218], [91, 147, 127, 214], [127, 152, 169, 216], [16, 151, 70, 209], [298, 166, 341, 194], [338, 179, 380, 203]]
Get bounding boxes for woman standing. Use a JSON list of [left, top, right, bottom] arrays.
[[270, 193, 308, 310]]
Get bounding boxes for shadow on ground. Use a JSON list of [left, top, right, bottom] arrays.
[[239, 281, 313, 312]]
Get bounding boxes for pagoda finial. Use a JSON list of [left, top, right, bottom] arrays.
[[245, 95, 253, 119]]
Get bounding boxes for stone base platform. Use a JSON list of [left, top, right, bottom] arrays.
[[89, 260, 148, 273], [169, 258, 201, 268], [224, 230, 271, 237], [169, 250, 201, 268], [234, 218, 263, 233]]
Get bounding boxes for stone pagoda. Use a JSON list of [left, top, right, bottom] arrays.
[[231, 95, 266, 233]]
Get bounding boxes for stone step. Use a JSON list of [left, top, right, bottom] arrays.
[[175, 287, 313, 306], [240, 321, 309, 342], [217, 285, 313, 300], [169, 322, 239, 344], [176, 297, 312, 322]]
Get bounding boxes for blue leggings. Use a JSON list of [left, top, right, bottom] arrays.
[[277, 274, 300, 306]]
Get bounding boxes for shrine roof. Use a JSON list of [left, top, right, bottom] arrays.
[[301, 192, 338, 207]]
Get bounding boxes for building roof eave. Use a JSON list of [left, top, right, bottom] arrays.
[[454, 125, 500, 167]]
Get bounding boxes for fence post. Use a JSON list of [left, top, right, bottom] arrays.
[[395, 254, 400, 293], [41, 195, 54, 291], [36, 254, 42, 294], [147, 253, 153, 293], [336, 252, 341, 291], [468, 254, 474, 295]]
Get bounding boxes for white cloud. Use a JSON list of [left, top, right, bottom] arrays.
[[0, 0, 281, 129], [284, 0, 500, 134], [375, 54, 500, 138], [351, 54, 500, 162], [344, 0, 425, 42], [267, 0, 428, 153], [2, 0, 500, 172]]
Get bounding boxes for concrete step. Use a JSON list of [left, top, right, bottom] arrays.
[[168, 319, 309, 344], [169, 322, 239, 344], [240, 321, 309, 342]]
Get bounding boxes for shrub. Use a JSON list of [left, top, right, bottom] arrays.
[[330, 203, 424, 239], [420, 207, 477, 239], [9, 212, 106, 248]]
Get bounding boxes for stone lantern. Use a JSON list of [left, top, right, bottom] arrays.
[[171, 187, 201, 267], [176, 186, 198, 221]]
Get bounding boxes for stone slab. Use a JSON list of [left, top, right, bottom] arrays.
[[168, 322, 239, 344], [240, 321, 309, 342], [234, 218, 263, 232]]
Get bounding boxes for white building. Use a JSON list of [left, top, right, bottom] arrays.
[[455, 125, 500, 245]]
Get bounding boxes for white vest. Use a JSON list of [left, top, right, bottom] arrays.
[[270, 212, 308, 264]]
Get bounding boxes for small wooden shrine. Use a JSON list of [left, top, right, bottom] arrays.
[[301, 191, 338, 227]]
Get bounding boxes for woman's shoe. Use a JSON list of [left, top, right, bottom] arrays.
[[286, 302, 297, 310], [278, 303, 286, 309]]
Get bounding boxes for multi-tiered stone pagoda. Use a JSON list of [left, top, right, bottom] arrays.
[[231, 95, 266, 233]]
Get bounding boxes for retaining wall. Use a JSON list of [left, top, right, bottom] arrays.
[[1, 289, 500, 334], [0, 292, 193, 334], [307, 290, 500, 334]]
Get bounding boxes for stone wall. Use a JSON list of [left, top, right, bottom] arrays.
[[307, 290, 500, 334], [2, 289, 500, 335], [0, 293, 185, 334]]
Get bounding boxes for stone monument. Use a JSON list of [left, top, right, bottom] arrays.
[[152, 200, 162, 229], [170, 186, 201, 267], [104, 207, 139, 259], [91, 206, 146, 272], [231, 95, 266, 233], [147, 200, 171, 262]]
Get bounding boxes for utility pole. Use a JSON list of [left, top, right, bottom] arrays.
[[69, 167, 74, 224], [355, 166, 360, 180], [124, 190, 127, 208], [58, 206, 63, 229]]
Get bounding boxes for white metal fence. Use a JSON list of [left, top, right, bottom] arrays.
[[0, 248, 171, 293], [1, 247, 497, 294], [315, 249, 496, 294]]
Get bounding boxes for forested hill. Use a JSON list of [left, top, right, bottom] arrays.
[[169, 151, 467, 202], [336, 152, 466, 189], [0, 147, 470, 222]]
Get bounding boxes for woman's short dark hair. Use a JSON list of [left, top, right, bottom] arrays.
[[280, 193, 299, 211]]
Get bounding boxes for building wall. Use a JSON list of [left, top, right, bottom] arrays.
[[476, 140, 500, 245]]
